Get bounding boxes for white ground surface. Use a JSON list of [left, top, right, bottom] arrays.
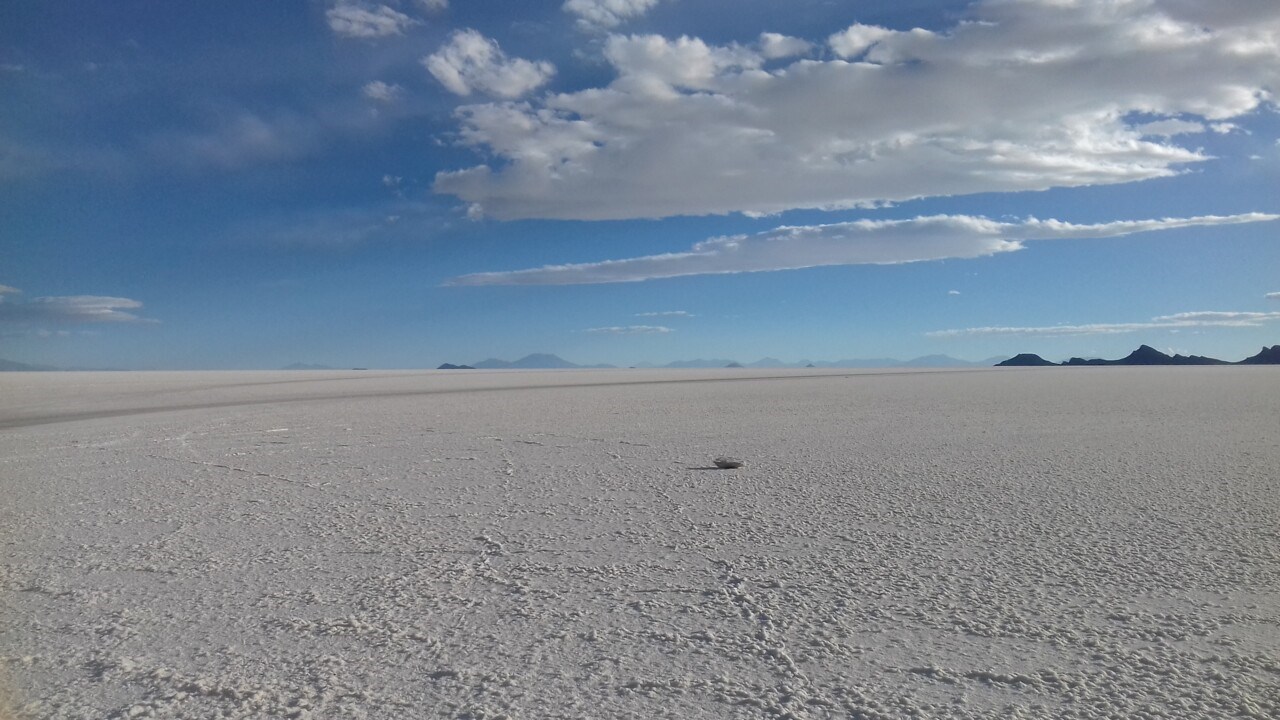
[[1, 367, 1277, 719]]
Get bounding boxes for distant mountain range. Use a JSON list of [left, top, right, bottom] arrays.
[[0, 358, 58, 372], [997, 344, 1280, 366], [7, 346, 1274, 372], [436, 352, 1009, 370]]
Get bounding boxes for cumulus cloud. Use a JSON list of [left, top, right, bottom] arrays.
[[604, 34, 761, 95], [584, 325, 673, 334], [828, 23, 899, 58], [435, 0, 1280, 220], [362, 80, 403, 102], [424, 30, 555, 98], [564, 0, 661, 31], [446, 213, 1277, 286], [635, 310, 693, 317], [0, 287, 155, 324], [327, 3, 416, 39], [759, 33, 812, 59], [928, 311, 1280, 337]]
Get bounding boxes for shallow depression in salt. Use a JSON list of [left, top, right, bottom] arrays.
[[1, 367, 1278, 719]]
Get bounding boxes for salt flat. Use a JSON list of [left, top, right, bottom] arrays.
[[1, 368, 1277, 719]]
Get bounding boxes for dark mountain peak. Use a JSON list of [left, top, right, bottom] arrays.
[[437, 363, 475, 370], [1120, 345, 1172, 364], [1240, 345, 1280, 365], [997, 353, 1055, 367], [1063, 357, 1109, 366]]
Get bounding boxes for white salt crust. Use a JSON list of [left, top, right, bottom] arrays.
[[1, 367, 1277, 719]]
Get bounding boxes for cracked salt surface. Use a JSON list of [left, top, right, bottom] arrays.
[[1, 367, 1278, 718]]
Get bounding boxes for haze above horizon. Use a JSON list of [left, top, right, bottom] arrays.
[[3, 0, 1279, 370]]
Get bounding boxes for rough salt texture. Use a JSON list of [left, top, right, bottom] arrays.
[[1, 367, 1277, 719]]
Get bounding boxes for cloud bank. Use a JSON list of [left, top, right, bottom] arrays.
[[446, 213, 1277, 286], [435, 0, 1280, 219]]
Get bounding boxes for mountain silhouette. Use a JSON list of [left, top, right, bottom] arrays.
[[997, 353, 1056, 367], [281, 362, 334, 370], [1000, 344, 1270, 366], [469, 354, 615, 369], [0, 358, 57, 371], [1239, 345, 1280, 364]]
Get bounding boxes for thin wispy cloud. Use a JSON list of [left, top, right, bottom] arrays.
[[446, 213, 1278, 286], [362, 81, 403, 103], [564, 0, 661, 31], [425, 29, 555, 98], [635, 310, 692, 318], [928, 311, 1280, 338], [1267, 292, 1280, 300], [149, 112, 325, 172], [0, 286, 155, 325], [584, 325, 673, 334], [436, 0, 1280, 219], [327, 3, 416, 39]]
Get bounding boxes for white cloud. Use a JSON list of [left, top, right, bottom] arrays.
[[564, 0, 661, 31], [435, 0, 1280, 220], [1152, 310, 1280, 325], [417, 0, 448, 11], [1266, 292, 1280, 300], [635, 310, 693, 317], [928, 310, 1280, 337], [948, 290, 962, 296], [445, 213, 1277, 286], [362, 80, 403, 102], [424, 30, 555, 98], [604, 34, 761, 95], [828, 23, 899, 58], [759, 33, 811, 60], [0, 289, 155, 325], [327, 3, 416, 39], [584, 325, 673, 334]]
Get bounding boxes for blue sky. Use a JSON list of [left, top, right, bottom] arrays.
[[2, 0, 1278, 369]]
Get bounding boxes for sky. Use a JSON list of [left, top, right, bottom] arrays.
[[2, 0, 1279, 369]]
